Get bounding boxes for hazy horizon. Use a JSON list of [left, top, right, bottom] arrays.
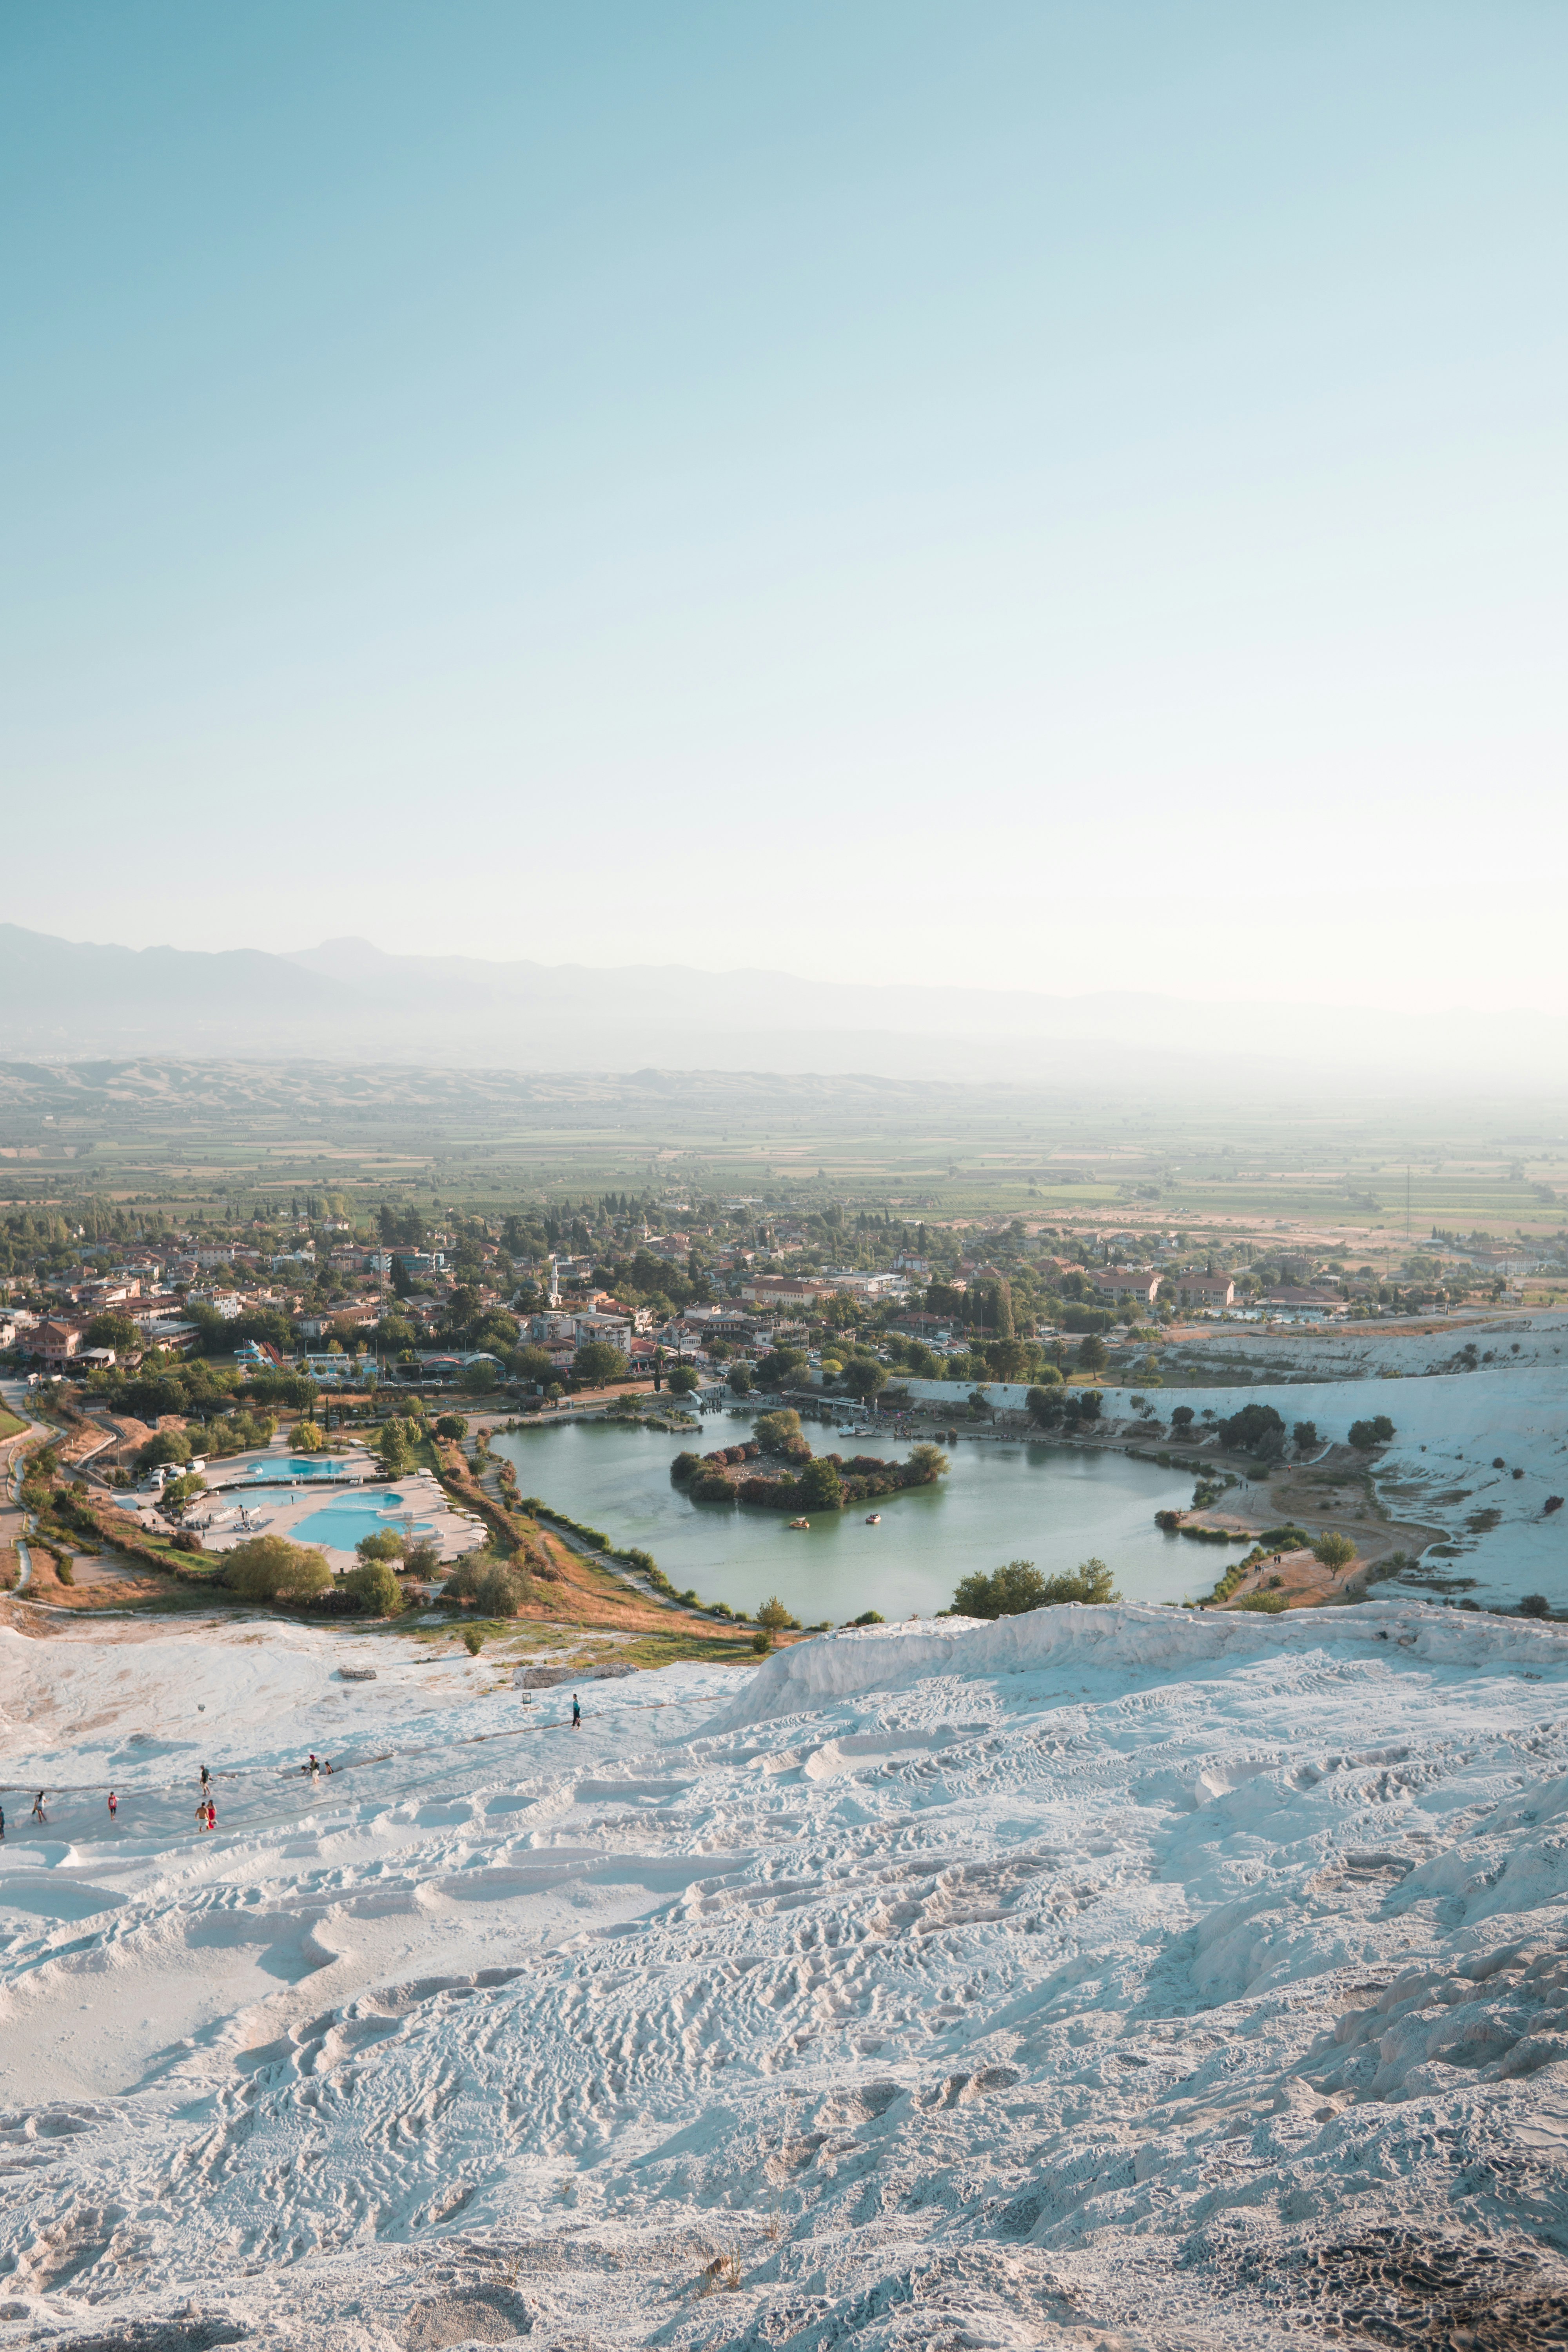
[[5, 3, 1566, 1016]]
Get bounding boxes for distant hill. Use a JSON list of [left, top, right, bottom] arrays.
[[1, 922, 1563, 1094]]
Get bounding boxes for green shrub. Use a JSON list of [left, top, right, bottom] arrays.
[[475, 1563, 528, 1617], [1232, 1591, 1289, 1613], [344, 1558, 405, 1616], [222, 1536, 333, 1603], [462, 1626, 484, 1656], [950, 1556, 1118, 1617], [356, 1528, 405, 1565], [1313, 1531, 1357, 1570]]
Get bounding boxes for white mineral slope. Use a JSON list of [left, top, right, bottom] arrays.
[[1103, 1363, 1568, 1606], [4, 1605, 1568, 2348]]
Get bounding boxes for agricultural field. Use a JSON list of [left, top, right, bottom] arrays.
[[3, 1060, 1568, 1252]]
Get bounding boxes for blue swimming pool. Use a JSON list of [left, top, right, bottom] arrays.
[[249, 1457, 347, 1479], [291, 1491, 436, 1552]]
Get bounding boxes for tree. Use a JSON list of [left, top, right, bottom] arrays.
[[1348, 1415, 1395, 1451], [460, 1361, 498, 1396], [754, 1409, 806, 1457], [474, 1562, 528, 1616], [1026, 1383, 1065, 1430], [434, 1414, 468, 1441], [1292, 1420, 1318, 1453], [1075, 1335, 1108, 1375], [798, 1455, 844, 1510], [1170, 1406, 1196, 1436], [667, 1364, 699, 1397], [403, 1537, 442, 1578], [907, 1443, 949, 1483], [574, 1341, 628, 1388], [222, 1536, 332, 1603], [756, 1347, 807, 1390], [728, 1362, 753, 1397], [376, 1421, 414, 1475], [842, 1358, 886, 1401], [294, 1419, 325, 1453], [1219, 1403, 1287, 1458], [162, 1472, 207, 1511], [757, 1595, 799, 1631], [983, 1337, 1030, 1383], [1519, 1593, 1552, 1618], [462, 1626, 485, 1656], [137, 1430, 193, 1469], [345, 1558, 405, 1615], [356, 1528, 405, 1565], [510, 1346, 556, 1388], [472, 1310, 521, 1356], [1312, 1531, 1357, 1570], [85, 1311, 139, 1353]]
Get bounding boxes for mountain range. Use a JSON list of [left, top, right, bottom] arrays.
[[0, 923, 1560, 1094]]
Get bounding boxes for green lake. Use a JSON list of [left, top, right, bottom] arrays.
[[490, 1412, 1209, 1622]]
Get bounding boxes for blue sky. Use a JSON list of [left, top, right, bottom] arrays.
[[4, 3, 1564, 1008]]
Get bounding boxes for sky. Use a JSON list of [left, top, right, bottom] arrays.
[[4, 2, 1565, 1012]]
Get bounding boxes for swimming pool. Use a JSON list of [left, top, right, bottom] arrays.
[[291, 1491, 436, 1552], [248, 1457, 347, 1479]]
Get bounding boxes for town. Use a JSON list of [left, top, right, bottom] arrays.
[[5, 1185, 1560, 1410]]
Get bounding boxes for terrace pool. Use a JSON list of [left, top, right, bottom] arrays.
[[291, 1491, 436, 1552]]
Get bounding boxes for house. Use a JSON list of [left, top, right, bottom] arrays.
[[681, 1306, 757, 1343], [1090, 1269, 1161, 1307], [1263, 1287, 1345, 1315], [1176, 1273, 1236, 1310], [741, 1277, 837, 1308], [35, 1319, 85, 1364], [572, 1312, 633, 1355]]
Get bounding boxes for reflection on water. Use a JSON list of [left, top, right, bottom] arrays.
[[491, 1413, 1205, 1622]]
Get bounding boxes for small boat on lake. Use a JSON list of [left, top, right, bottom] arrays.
[[787, 1517, 810, 1530], [865, 1513, 881, 1524]]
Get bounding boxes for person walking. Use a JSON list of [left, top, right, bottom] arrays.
[[206, 1799, 216, 1831], [571, 1694, 581, 1730], [107, 1790, 118, 1820], [0, 1803, 6, 1841], [200, 1765, 211, 1795], [195, 1800, 209, 1833], [31, 1791, 45, 1825]]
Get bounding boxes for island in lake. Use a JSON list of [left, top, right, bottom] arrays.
[[671, 1408, 948, 1513]]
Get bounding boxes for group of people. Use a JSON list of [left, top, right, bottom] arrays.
[[3, 1701, 584, 1846], [0, 1791, 57, 1837]]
